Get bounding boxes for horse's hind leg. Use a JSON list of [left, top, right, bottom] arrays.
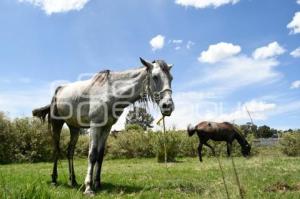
[[198, 142, 203, 162], [67, 126, 80, 187], [51, 120, 64, 185]]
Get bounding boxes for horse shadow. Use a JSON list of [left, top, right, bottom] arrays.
[[95, 182, 143, 194], [48, 181, 143, 194]]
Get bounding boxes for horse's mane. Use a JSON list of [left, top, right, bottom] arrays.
[[89, 70, 111, 88], [154, 60, 172, 80]]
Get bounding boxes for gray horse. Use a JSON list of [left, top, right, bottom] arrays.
[[32, 58, 174, 195]]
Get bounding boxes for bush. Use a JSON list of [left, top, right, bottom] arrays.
[[107, 129, 155, 159], [0, 112, 15, 164], [11, 118, 52, 163], [154, 132, 180, 162], [280, 133, 300, 156]]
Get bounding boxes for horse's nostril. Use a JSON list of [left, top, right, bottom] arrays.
[[162, 103, 168, 109]]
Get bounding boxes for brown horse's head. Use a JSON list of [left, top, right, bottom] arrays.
[[241, 142, 251, 157], [187, 124, 196, 136]]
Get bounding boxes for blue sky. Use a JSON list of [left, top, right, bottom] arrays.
[[0, 0, 299, 130]]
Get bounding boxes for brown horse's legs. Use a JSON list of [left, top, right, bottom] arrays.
[[67, 126, 80, 187], [198, 143, 203, 162], [227, 142, 232, 157], [204, 142, 215, 156], [51, 120, 64, 185]]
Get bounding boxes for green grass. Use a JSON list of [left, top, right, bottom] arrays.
[[0, 156, 300, 199]]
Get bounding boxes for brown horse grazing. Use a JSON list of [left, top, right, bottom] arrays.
[[187, 121, 251, 162]]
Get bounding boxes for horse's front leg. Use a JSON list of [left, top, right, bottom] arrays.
[[94, 146, 105, 189], [84, 126, 101, 195], [94, 128, 110, 190], [227, 142, 232, 157], [204, 142, 216, 156]]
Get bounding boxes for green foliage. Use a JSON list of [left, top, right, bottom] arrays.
[[155, 132, 180, 162], [0, 114, 52, 163], [125, 124, 144, 132], [256, 125, 278, 138], [280, 133, 300, 156], [107, 130, 155, 159], [125, 107, 154, 130], [0, 113, 15, 164]]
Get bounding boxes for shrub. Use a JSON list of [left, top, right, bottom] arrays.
[[0, 112, 15, 164], [106, 130, 155, 159], [280, 133, 300, 156], [154, 132, 180, 162], [11, 118, 52, 163], [75, 135, 89, 157]]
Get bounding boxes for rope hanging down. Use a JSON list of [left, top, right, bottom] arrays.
[[157, 116, 168, 168]]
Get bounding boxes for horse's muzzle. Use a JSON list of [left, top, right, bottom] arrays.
[[160, 99, 174, 116]]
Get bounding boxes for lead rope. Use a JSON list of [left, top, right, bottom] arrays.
[[157, 116, 170, 172], [162, 116, 168, 167]]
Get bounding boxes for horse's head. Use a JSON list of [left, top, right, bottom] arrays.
[[241, 142, 251, 157], [140, 58, 174, 116]]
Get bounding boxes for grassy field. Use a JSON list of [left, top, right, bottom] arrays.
[[0, 156, 300, 199]]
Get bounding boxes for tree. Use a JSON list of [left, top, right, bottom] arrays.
[[257, 125, 273, 138], [125, 107, 154, 130], [240, 122, 258, 137]]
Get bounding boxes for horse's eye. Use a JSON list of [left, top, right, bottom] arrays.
[[153, 75, 159, 82]]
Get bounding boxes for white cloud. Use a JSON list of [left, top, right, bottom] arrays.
[[163, 92, 277, 129], [150, 35, 165, 51], [163, 91, 219, 129], [0, 85, 52, 118], [287, 12, 300, 34], [290, 80, 300, 89], [19, 0, 89, 15], [198, 42, 241, 63], [298, 0, 300, 5], [188, 42, 284, 92], [200, 55, 280, 90], [252, 42, 285, 60], [216, 100, 277, 122], [186, 41, 195, 49], [290, 47, 300, 58], [175, 0, 239, 9], [172, 40, 183, 44]]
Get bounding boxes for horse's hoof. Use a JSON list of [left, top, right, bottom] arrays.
[[84, 189, 95, 197], [94, 181, 102, 190], [69, 181, 78, 187], [51, 182, 58, 186]]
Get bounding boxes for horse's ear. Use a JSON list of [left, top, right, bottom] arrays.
[[140, 57, 153, 71], [168, 64, 173, 70]]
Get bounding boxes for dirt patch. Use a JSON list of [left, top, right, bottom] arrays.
[[264, 182, 300, 192]]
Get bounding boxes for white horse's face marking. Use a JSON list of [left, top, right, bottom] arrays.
[[140, 58, 174, 116]]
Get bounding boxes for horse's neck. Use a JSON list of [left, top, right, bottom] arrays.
[[235, 132, 247, 147], [111, 67, 147, 103]]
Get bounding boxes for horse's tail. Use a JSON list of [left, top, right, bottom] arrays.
[[32, 105, 51, 122], [187, 124, 197, 137]]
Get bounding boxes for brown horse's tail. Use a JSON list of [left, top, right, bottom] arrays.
[[187, 124, 197, 137], [32, 105, 51, 122]]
